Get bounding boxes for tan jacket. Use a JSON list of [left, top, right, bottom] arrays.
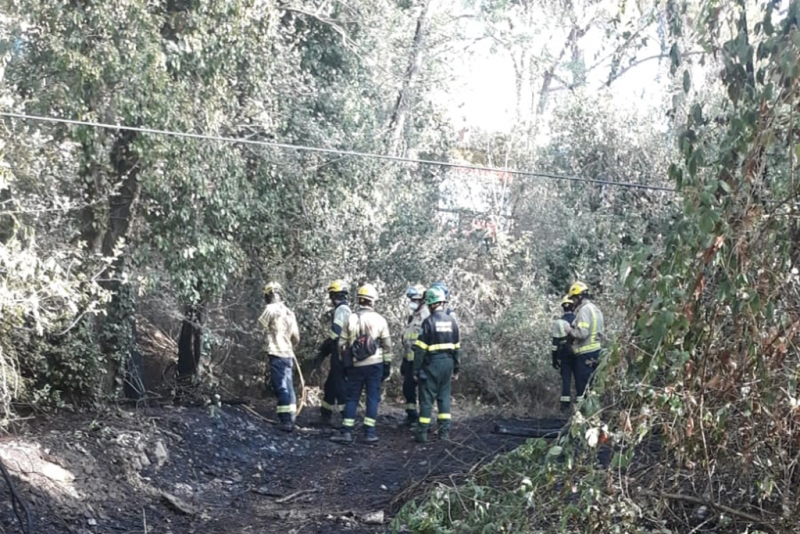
[[402, 306, 430, 362], [569, 300, 604, 354], [258, 301, 300, 358], [344, 305, 392, 367]]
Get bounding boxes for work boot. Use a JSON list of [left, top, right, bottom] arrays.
[[414, 430, 428, 443], [278, 421, 294, 433], [330, 431, 353, 443], [364, 434, 379, 444], [438, 431, 450, 442]]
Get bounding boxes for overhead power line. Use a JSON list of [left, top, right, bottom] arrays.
[[0, 111, 676, 193]]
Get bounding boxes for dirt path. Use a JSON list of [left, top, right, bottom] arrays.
[[0, 402, 532, 533]]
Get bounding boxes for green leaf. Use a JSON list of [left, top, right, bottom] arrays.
[[669, 43, 681, 71], [690, 104, 703, 124]]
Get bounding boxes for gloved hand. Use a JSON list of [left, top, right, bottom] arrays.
[[416, 369, 427, 383], [382, 363, 391, 382], [551, 353, 561, 370]]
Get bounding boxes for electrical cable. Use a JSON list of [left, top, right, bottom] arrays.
[[0, 111, 677, 193]]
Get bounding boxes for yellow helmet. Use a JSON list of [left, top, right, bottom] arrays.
[[568, 281, 589, 297], [560, 295, 574, 307], [263, 281, 282, 296], [327, 279, 348, 294], [357, 283, 378, 302]]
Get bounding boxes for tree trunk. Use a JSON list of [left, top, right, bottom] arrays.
[[387, 0, 433, 155], [177, 304, 203, 382], [98, 129, 143, 397]]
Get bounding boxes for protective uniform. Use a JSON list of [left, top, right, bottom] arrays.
[[402, 285, 429, 425], [552, 296, 576, 411], [414, 287, 460, 443], [566, 282, 604, 401], [257, 282, 300, 430], [332, 284, 392, 443], [315, 280, 351, 422]]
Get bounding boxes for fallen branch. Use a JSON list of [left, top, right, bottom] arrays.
[[493, 424, 565, 438], [275, 488, 318, 504], [641, 489, 776, 531], [240, 404, 277, 425]]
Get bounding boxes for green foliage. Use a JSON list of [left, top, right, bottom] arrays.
[[400, 2, 800, 532]]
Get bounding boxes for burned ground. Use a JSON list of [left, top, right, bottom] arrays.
[[0, 401, 535, 533]]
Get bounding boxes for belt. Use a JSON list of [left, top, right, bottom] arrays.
[[428, 353, 453, 361]]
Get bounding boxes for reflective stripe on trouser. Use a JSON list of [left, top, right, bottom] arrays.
[[575, 350, 601, 400], [560, 349, 579, 406], [401, 360, 418, 419], [342, 363, 383, 437], [417, 357, 454, 435], [269, 355, 297, 423], [321, 351, 347, 415]]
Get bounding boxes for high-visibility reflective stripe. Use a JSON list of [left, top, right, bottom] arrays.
[[560, 396, 572, 403], [575, 396, 584, 402], [415, 339, 429, 350], [437, 413, 451, 420], [343, 418, 355, 427], [405, 403, 417, 411], [589, 307, 598, 348], [575, 343, 601, 354], [364, 417, 376, 427], [277, 405, 293, 414], [427, 342, 459, 351], [383, 354, 392, 363], [404, 332, 419, 340], [577, 322, 590, 328], [289, 404, 297, 413], [405, 353, 414, 361], [419, 417, 431, 424]]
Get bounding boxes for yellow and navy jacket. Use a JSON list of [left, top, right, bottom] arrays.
[[413, 309, 461, 373], [343, 305, 392, 367], [258, 301, 300, 358], [402, 306, 430, 362], [552, 311, 575, 355], [569, 300, 604, 354], [317, 300, 351, 362]]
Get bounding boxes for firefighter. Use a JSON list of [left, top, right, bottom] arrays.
[[330, 284, 392, 444], [413, 286, 460, 443], [401, 284, 429, 427], [565, 282, 605, 402], [552, 295, 577, 412], [257, 282, 300, 432], [313, 280, 351, 426], [429, 281, 456, 318]]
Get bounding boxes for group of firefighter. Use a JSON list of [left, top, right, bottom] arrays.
[[551, 282, 605, 412], [257, 277, 603, 444], [258, 280, 459, 444]]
